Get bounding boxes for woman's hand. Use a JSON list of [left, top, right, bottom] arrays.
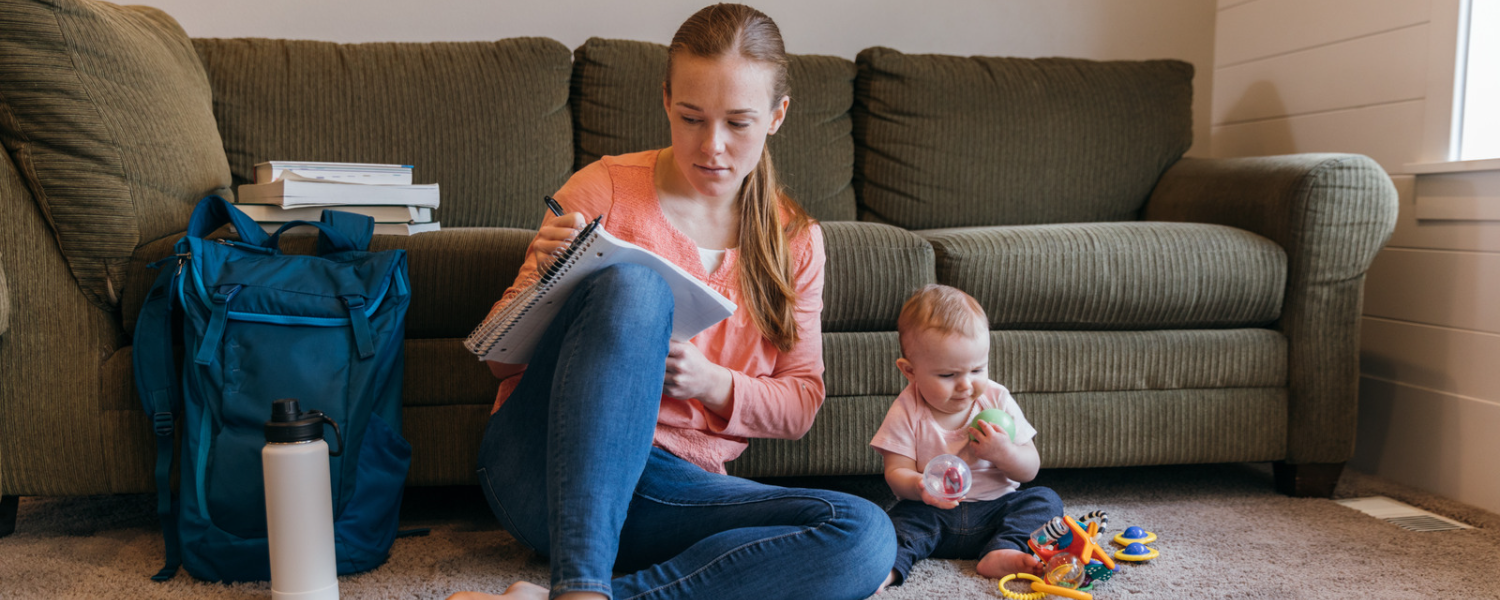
[[530, 212, 586, 271], [663, 340, 733, 413]]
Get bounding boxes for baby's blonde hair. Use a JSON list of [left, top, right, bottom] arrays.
[[896, 284, 988, 357]]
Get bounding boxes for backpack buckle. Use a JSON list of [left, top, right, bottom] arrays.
[[152, 411, 174, 437]]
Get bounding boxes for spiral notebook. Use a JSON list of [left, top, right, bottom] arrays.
[[464, 216, 738, 363]]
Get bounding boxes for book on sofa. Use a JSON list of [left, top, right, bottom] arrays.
[[238, 174, 440, 208], [259, 221, 441, 236], [255, 160, 413, 185], [234, 203, 433, 224]]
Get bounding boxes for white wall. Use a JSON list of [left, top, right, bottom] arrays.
[[1213, 0, 1500, 516], [130, 0, 1217, 156]]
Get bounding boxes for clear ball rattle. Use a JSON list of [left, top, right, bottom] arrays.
[[921, 454, 972, 501]]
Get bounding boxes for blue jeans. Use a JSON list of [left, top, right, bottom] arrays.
[[886, 486, 1063, 585], [476, 264, 896, 599]]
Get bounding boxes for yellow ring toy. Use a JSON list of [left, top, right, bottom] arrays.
[[997, 573, 1047, 600], [1113, 544, 1160, 562], [1113, 530, 1157, 545], [1032, 580, 1094, 600]]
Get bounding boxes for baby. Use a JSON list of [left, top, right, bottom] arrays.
[[870, 284, 1063, 589]]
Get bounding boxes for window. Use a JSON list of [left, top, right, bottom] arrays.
[[1460, 0, 1499, 160]]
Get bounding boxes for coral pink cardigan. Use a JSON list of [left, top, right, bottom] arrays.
[[488, 151, 827, 474]]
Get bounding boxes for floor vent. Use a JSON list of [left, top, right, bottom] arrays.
[[1334, 496, 1473, 532]]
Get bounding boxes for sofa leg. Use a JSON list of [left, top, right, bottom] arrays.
[[1273, 461, 1344, 498], [0, 495, 17, 537]]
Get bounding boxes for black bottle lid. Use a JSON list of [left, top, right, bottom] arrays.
[[264, 399, 344, 455], [264, 398, 328, 444]]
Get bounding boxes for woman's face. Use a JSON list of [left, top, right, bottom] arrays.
[[663, 53, 788, 200]]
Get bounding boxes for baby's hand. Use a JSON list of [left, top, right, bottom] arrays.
[[969, 420, 1021, 465], [919, 486, 962, 510]]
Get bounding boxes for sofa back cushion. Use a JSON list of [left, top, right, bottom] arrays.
[[570, 38, 857, 221], [192, 37, 574, 229], [854, 48, 1193, 229], [0, 0, 233, 310]]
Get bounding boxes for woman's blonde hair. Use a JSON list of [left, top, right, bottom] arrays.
[[666, 3, 812, 353]]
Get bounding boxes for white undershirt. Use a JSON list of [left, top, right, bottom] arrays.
[[698, 247, 728, 275]]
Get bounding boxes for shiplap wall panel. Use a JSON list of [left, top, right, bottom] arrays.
[[1363, 247, 1500, 334], [1361, 317, 1500, 402], [1353, 377, 1500, 516], [1216, 0, 1430, 67], [1210, 99, 1425, 171], [1387, 173, 1500, 251], [1213, 24, 1428, 124]]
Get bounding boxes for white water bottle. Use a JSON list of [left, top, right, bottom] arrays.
[[263, 398, 343, 600]]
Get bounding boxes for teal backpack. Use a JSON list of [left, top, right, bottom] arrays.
[[133, 196, 412, 582]]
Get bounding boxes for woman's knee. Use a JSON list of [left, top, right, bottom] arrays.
[[584, 263, 673, 311], [832, 494, 897, 592], [568, 263, 674, 342], [823, 493, 896, 564]]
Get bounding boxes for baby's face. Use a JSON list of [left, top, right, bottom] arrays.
[[898, 325, 990, 417]]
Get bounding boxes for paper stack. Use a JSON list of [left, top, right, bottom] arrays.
[[237, 161, 441, 235]]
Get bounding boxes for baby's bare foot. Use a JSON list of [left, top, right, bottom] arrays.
[[976, 549, 1041, 579], [446, 581, 550, 600], [877, 569, 897, 593]]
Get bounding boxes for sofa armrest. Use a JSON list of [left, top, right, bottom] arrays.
[[1143, 154, 1397, 465]]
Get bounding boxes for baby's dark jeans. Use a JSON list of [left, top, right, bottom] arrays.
[[887, 486, 1064, 585]]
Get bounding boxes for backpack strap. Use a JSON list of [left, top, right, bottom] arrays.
[[265, 220, 360, 255], [318, 209, 373, 253], [133, 254, 187, 581]]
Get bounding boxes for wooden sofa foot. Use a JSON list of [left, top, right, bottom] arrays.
[[1273, 461, 1344, 498], [0, 495, 17, 537]]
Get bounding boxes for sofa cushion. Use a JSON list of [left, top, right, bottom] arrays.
[[122, 227, 533, 339], [854, 48, 1193, 229], [0, 0, 234, 310], [729, 387, 1289, 477], [570, 38, 858, 221], [823, 328, 1286, 398], [922, 222, 1285, 329], [820, 221, 933, 332], [191, 37, 574, 229]]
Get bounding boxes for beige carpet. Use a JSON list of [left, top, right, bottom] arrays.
[[3, 463, 1498, 599]]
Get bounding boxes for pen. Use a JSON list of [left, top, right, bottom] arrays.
[[544, 195, 565, 217]]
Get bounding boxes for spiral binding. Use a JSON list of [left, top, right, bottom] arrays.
[[462, 216, 603, 357]]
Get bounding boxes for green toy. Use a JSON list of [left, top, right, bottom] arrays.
[[969, 408, 1016, 442]]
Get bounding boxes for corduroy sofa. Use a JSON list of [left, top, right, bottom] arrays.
[[0, 0, 1398, 535]]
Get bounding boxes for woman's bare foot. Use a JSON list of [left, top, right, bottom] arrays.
[[446, 580, 551, 600], [976, 549, 1041, 579]]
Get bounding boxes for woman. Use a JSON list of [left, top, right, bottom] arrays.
[[451, 5, 895, 600]]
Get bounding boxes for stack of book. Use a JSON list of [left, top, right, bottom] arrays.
[[236, 161, 441, 235]]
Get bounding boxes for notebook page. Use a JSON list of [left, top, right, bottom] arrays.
[[474, 227, 736, 363]]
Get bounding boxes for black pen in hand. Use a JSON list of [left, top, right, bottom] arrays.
[[545, 195, 565, 217]]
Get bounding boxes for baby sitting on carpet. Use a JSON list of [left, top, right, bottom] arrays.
[[870, 284, 1064, 590]]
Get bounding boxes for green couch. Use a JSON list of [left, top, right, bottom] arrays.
[[0, 0, 1397, 535]]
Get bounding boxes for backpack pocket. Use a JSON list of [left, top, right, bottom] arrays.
[[334, 413, 412, 574]]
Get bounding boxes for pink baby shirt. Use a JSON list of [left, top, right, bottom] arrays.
[[869, 379, 1037, 502], [487, 151, 828, 474]]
